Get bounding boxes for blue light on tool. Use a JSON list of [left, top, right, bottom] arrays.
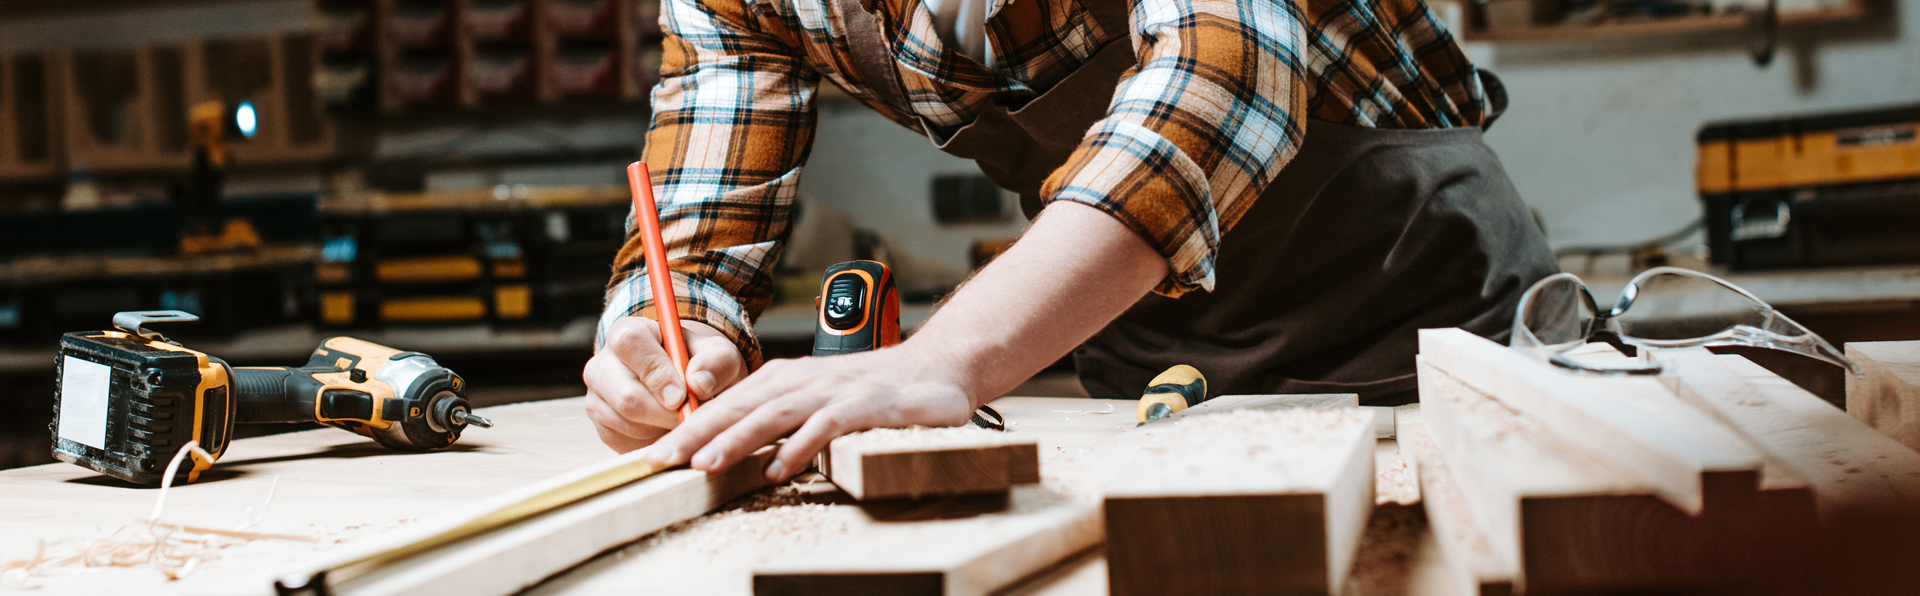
[[235, 101, 259, 138]]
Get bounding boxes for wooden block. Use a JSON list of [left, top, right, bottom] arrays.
[[1417, 358, 1817, 593], [823, 427, 1040, 501], [752, 394, 1357, 596], [1395, 410, 1515, 596], [1419, 328, 1764, 513], [1103, 408, 1377, 596], [1846, 340, 1920, 453]]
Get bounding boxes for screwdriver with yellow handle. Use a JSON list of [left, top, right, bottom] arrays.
[[1136, 365, 1209, 424]]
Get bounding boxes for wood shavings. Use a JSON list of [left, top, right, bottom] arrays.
[[1340, 504, 1427, 596], [0, 442, 314, 588], [1043, 408, 1375, 500], [622, 484, 849, 565], [1375, 447, 1420, 505]]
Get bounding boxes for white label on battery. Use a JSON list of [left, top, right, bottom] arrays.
[[58, 356, 112, 450]]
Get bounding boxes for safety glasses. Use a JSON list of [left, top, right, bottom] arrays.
[[1511, 267, 1862, 376]]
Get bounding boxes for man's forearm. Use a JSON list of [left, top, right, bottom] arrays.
[[902, 201, 1170, 407]]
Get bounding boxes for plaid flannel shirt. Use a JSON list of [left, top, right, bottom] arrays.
[[602, 0, 1490, 367]]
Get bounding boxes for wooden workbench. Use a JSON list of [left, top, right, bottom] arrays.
[[0, 396, 1444, 595]]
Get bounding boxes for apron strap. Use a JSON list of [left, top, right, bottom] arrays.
[[1478, 68, 1509, 131], [835, 0, 914, 117]]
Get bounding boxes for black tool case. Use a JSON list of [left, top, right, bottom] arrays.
[[1697, 103, 1920, 270]]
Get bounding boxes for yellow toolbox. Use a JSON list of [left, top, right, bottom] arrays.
[[1697, 103, 1920, 270]]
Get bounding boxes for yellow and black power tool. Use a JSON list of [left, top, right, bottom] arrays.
[[52, 311, 491, 485]]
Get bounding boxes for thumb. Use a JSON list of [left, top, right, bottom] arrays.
[[686, 368, 718, 401], [658, 374, 687, 410]]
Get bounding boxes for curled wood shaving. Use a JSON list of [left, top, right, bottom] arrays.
[[1, 442, 315, 588]]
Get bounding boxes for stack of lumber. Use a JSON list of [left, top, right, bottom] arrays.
[[1409, 328, 1920, 595]]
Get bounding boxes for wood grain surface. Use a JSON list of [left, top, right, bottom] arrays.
[[1417, 358, 1817, 593], [1846, 340, 1920, 453], [1101, 408, 1377, 596], [0, 397, 621, 595], [1419, 328, 1765, 514], [1394, 409, 1515, 596], [1666, 349, 1920, 595], [822, 428, 1039, 501]]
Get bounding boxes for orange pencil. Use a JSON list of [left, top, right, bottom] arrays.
[[626, 162, 699, 422]]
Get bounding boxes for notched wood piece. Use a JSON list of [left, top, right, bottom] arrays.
[[824, 427, 1040, 501], [1666, 350, 1920, 594], [1418, 328, 1764, 514], [1417, 358, 1817, 594]]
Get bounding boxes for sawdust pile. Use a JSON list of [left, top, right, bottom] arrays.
[[1375, 447, 1420, 505], [626, 484, 849, 563], [1043, 408, 1377, 499], [0, 442, 315, 588], [1340, 504, 1428, 596]]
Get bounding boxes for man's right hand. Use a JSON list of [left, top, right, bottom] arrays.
[[584, 316, 747, 453]]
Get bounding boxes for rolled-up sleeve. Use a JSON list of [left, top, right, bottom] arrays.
[[599, 0, 820, 368], [1040, 0, 1305, 297]]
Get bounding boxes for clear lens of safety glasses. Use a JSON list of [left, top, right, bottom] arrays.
[[1511, 267, 1863, 377]]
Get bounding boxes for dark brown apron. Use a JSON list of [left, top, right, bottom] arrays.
[[835, 0, 1557, 405]]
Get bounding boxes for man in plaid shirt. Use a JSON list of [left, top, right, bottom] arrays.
[[588, 0, 1555, 480]]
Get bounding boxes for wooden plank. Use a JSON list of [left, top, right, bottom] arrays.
[[752, 486, 1105, 596], [1846, 340, 1920, 453], [1417, 358, 1817, 593], [1102, 408, 1377, 596], [821, 428, 1039, 501], [1663, 349, 1920, 595], [0, 398, 626, 594], [322, 448, 775, 596], [1395, 409, 1516, 596], [750, 394, 1358, 596], [1418, 328, 1764, 513]]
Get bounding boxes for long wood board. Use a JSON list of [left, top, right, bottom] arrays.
[[1416, 358, 1817, 593], [1663, 349, 1920, 594], [1418, 328, 1764, 513], [0, 398, 625, 595]]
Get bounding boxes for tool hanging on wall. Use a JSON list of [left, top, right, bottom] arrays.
[[52, 310, 490, 485], [179, 100, 266, 254]]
